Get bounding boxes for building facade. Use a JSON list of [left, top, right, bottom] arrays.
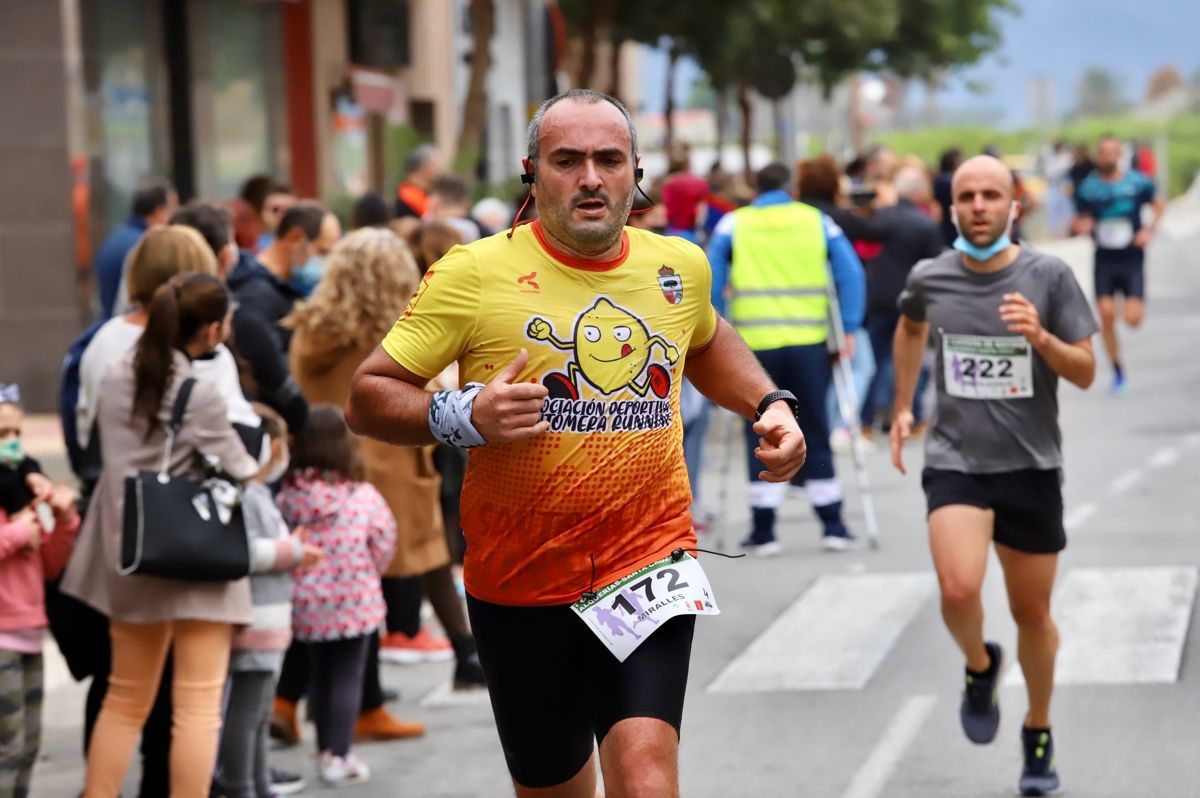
[[3, 0, 566, 409]]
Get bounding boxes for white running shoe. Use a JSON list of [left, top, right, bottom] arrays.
[[319, 752, 371, 787], [821, 533, 861, 552], [744, 540, 783, 558], [830, 426, 853, 454]]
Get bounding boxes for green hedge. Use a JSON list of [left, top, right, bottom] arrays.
[[878, 113, 1200, 196]]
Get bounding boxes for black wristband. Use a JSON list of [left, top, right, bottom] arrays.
[[755, 390, 799, 421]]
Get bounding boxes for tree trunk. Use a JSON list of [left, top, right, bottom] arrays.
[[713, 85, 728, 170], [607, 37, 623, 101], [848, 73, 865, 156], [664, 44, 679, 152], [923, 69, 944, 126], [576, 0, 612, 89], [738, 79, 753, 184], [455, 0, 495, 177]]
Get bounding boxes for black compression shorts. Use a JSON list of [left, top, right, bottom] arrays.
[[1094, 257, 1145, 300], [466, 594, 696, 789], [922, 467, 1066, 554]]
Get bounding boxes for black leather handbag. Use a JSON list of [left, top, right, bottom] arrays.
[[119, 378, 251, 581]]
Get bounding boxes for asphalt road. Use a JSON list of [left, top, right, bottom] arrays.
[[34, 209, 1200, 797]]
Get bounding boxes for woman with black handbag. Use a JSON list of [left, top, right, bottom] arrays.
[[60, 272, 262, 798]]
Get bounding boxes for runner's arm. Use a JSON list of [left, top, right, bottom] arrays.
[[1146, 196, 1166, 232], [891, 315, 929, 418], [889, 315, 929, 474], [684, 317, 775, 419], [345, 346, 437, 446], [1033, 334, 1095, 390], [1070, 188, 1095, 236], [999, 292, 1096, 390]]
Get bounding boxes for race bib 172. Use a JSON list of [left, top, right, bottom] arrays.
[[942, 333, 1034, 400], [571, 553, 719, 662]]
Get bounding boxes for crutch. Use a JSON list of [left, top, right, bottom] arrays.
[[707, 405, 739, 553], [825, 268, 881, 549]]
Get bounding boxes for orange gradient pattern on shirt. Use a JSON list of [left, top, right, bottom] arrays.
[[382, 223, 716, 605]]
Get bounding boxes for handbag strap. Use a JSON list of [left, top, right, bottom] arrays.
[[158, 378, 197, 478]]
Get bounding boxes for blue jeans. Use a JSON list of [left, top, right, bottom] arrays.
[[862, 309, 927, 427], [745, 343, 836, 487], [681, 383, 711, 503], [826, 333, 875, 430]]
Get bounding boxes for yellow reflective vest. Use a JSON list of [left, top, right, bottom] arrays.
[[729, 202, 829, 350]]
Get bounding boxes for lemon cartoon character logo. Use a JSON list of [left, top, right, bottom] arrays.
[[526, 298, 679, 401]]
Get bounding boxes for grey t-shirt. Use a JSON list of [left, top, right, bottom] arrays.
[[897, 247, 1098, 473]]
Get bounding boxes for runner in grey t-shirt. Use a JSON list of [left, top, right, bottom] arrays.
[[897, 246, 1098, 473], [890, 155, 1097, 797]]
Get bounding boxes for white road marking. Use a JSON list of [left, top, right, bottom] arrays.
[[420, 682, 492, 708], [1110, 468, 1144, 494], [1063, 503, 1097, 532], [708, 573, 936, 692], [840, 694, 937, 798], [1148, 447, 1181, 469], [1006, 566, 1198, 686]]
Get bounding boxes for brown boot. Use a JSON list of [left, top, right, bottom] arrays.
[[354, 706, 425, 741], [269, 696, 300, 746]]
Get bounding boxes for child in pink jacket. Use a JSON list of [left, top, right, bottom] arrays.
[[276, 405, 396, 788], [0, 396, 80, 796]]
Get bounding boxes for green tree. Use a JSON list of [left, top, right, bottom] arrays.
[[1077, 67, 1128, 117], [879, 0, 1016, 81]]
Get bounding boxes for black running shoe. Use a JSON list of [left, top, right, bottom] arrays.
[[960, 641, 1003, 744], [453, 651, 487, 690], [1019, 727, 1060, 796], [270, 767, 306, 796]]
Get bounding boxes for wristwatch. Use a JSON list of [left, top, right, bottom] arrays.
[[755, 390, 800, 421]]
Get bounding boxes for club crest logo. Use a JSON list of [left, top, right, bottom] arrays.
[[658, 265, 683, 305]]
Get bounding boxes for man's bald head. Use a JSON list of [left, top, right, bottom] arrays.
[[951, 155, 1014, 199], [951, 155, 1019, 251]]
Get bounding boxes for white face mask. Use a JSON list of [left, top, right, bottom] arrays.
[[263, 452, 290, 485]]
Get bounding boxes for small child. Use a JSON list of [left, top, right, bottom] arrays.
[[217, 404, 321, 798], [0, 386, 52, 516], [276, 405, 396, 788], [0, 389, 80, 797]]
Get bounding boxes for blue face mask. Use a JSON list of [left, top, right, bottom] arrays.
[[952, 203, 1017, 262], [290, 255, 325, 298], [0, 438, 22, 469], [953, 233, 1011, 262]]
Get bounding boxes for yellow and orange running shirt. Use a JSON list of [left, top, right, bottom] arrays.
[[382, 221, 719, 606]]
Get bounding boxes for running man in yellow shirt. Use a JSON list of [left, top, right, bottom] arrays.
[[346, 89, 807, 798]]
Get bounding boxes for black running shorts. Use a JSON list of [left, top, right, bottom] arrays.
[[922, 467, 1066, 554], [466, 594, 696, 789], [1094, 258, 1145, 300]]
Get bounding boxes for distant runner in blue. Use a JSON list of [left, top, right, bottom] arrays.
[[1071, 134, 1164, 395]]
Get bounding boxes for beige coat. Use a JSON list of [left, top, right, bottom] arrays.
[[289, 330, 449, 578], [61, 352, 261, 624]]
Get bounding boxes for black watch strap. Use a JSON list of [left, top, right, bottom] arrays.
[[755, 389, 799, 421]]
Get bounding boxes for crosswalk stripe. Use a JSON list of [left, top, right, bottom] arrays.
[[841, 694, 937, 798], [708, 573, 936, 693], [1005, 566, 1198, 686]]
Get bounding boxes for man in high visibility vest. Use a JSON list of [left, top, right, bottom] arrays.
[[708, 163, 867, 554]]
